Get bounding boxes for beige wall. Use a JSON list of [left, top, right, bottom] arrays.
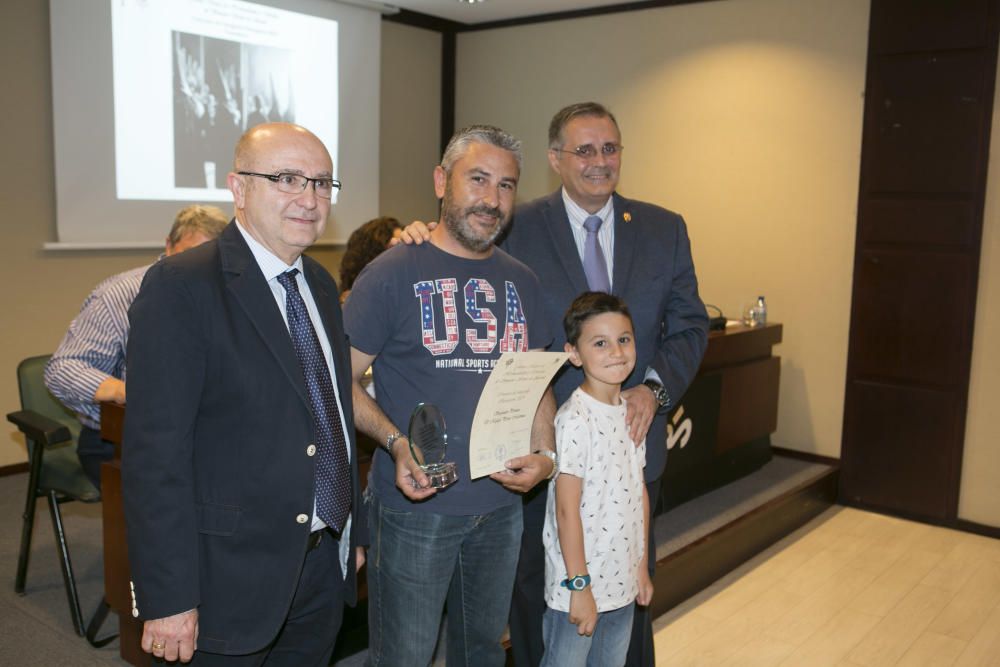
[[455, 0, 869, 458], [5, 2, 998, 529], [958, 55, 1000, 528], [0, 9, 436, 467], [0, 1, 139, 467], [380, 21, 442, 223]]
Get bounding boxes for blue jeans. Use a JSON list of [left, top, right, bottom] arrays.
[[365, 494, 523, 667], [540, 602, 635, 667]]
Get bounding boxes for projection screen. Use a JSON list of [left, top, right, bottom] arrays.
[[49, 0, 381, 248]]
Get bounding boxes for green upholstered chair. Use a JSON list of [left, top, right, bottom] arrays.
[[6, 354, 113, 645]]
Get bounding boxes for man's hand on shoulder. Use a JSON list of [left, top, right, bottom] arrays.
[[622, 384, 657, 446], [490, 452, 553, 493], [142, 608, 198, 663], [392, 220, 437, 246]]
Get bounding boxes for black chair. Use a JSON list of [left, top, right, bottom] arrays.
[[6, 354, 115, 646]]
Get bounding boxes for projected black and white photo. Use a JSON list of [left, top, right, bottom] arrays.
[[111, 0, 338, 203], [50, 0, 380, 248], [173, 31, 296, 190]]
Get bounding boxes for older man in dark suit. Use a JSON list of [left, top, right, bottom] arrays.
[[122, 122, 366, 665], [503, 102, 708, 667]]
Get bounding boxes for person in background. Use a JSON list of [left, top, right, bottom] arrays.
[[540, 292, 653, 667], [338, 216, 402, 303], [123, 123, 366, 664], [44, 204, 228, 489]]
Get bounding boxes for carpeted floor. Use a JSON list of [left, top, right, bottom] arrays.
[[0, 468, 424, 666], [0, 466, 118, 666], [0, 455, 830, 666]]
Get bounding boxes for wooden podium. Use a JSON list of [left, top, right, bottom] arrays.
[[659, 322, 782, 511]]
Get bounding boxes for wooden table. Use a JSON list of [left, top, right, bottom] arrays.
[[99, 402, 148, 666]]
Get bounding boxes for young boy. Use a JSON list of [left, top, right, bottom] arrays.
[[540, 292, 654, 667]]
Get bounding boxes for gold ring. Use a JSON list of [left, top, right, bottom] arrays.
[[152, 640, 166, 650]]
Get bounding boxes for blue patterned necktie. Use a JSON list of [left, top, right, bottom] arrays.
[[276, 269, 351, 533], [583, 215, 611, 293]]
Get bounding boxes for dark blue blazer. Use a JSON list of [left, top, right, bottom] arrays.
[[122, 222, 366, 655], [501, 190, 709, 481]]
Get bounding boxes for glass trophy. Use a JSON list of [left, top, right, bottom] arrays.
[[408, 403, 458, 489]]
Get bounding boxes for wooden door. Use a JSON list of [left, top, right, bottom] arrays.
[[841, 0, 999, 522]]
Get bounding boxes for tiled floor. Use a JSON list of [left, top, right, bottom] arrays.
[[652, 506, 1000, 666]]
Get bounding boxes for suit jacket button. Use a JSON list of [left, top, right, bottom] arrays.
[[296, 513, 309, 524], [306, 444, 316, 457]]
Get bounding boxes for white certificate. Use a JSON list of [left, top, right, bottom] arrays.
[[469, 351, 569, 479]]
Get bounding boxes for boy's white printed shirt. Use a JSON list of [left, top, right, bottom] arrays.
[[543, 387, 647, 613]]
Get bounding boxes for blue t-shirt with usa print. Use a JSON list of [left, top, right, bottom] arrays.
[[345, 241, 551, 515]]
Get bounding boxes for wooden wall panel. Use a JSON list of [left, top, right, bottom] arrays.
[[841, 0, 999, 523], [864, 51, 990, 194], [842, 381, 958, 518], [850, 250, 975, 385]]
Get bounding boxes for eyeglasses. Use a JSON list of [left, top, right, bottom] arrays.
[[238, 171, 342, 199], [552, 143, 624, 160]]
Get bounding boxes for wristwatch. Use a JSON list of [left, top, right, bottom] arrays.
[[533, 449, 558, 480], [642, 379, 671, 410], [384, 431, 406, 459], [560, 574, 592, 591]]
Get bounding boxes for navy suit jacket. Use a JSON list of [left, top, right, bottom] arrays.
[[501, 190, 708, 481], [122, 222, 366, 655]]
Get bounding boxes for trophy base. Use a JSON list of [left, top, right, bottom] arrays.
[[422, 462, 458, 489]]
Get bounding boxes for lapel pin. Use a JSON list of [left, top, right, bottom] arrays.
[[623, 212, 631, 223]]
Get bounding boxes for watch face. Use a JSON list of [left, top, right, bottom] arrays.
[[571, 577, 585, 590]]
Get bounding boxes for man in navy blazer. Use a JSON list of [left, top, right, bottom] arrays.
[[123, 123, 366, 664], [503, 102, 708, 667]]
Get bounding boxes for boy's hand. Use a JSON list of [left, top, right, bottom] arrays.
[[393, 220, 437, 246], [568, 589, 598, 636], [636, 568, 654, 607]]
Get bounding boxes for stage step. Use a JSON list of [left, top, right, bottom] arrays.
[[650, 454, 839, 618]]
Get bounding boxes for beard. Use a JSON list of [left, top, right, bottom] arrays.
[[441, 183, 510, 253]]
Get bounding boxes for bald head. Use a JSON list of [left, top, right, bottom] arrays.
[[233, 122, 331, 174], [226, 122, 334, 265]]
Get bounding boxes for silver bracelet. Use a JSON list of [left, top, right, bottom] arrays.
[[534, 449, 558, 480], [384, 431, 405, 459]]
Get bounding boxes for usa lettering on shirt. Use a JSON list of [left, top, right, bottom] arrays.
[[414, 277, 528, 364]]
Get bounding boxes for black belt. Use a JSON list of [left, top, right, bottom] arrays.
[[307, 527, 338, 552]]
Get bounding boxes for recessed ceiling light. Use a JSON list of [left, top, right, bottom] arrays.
[[457, 0, 487, 4]]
